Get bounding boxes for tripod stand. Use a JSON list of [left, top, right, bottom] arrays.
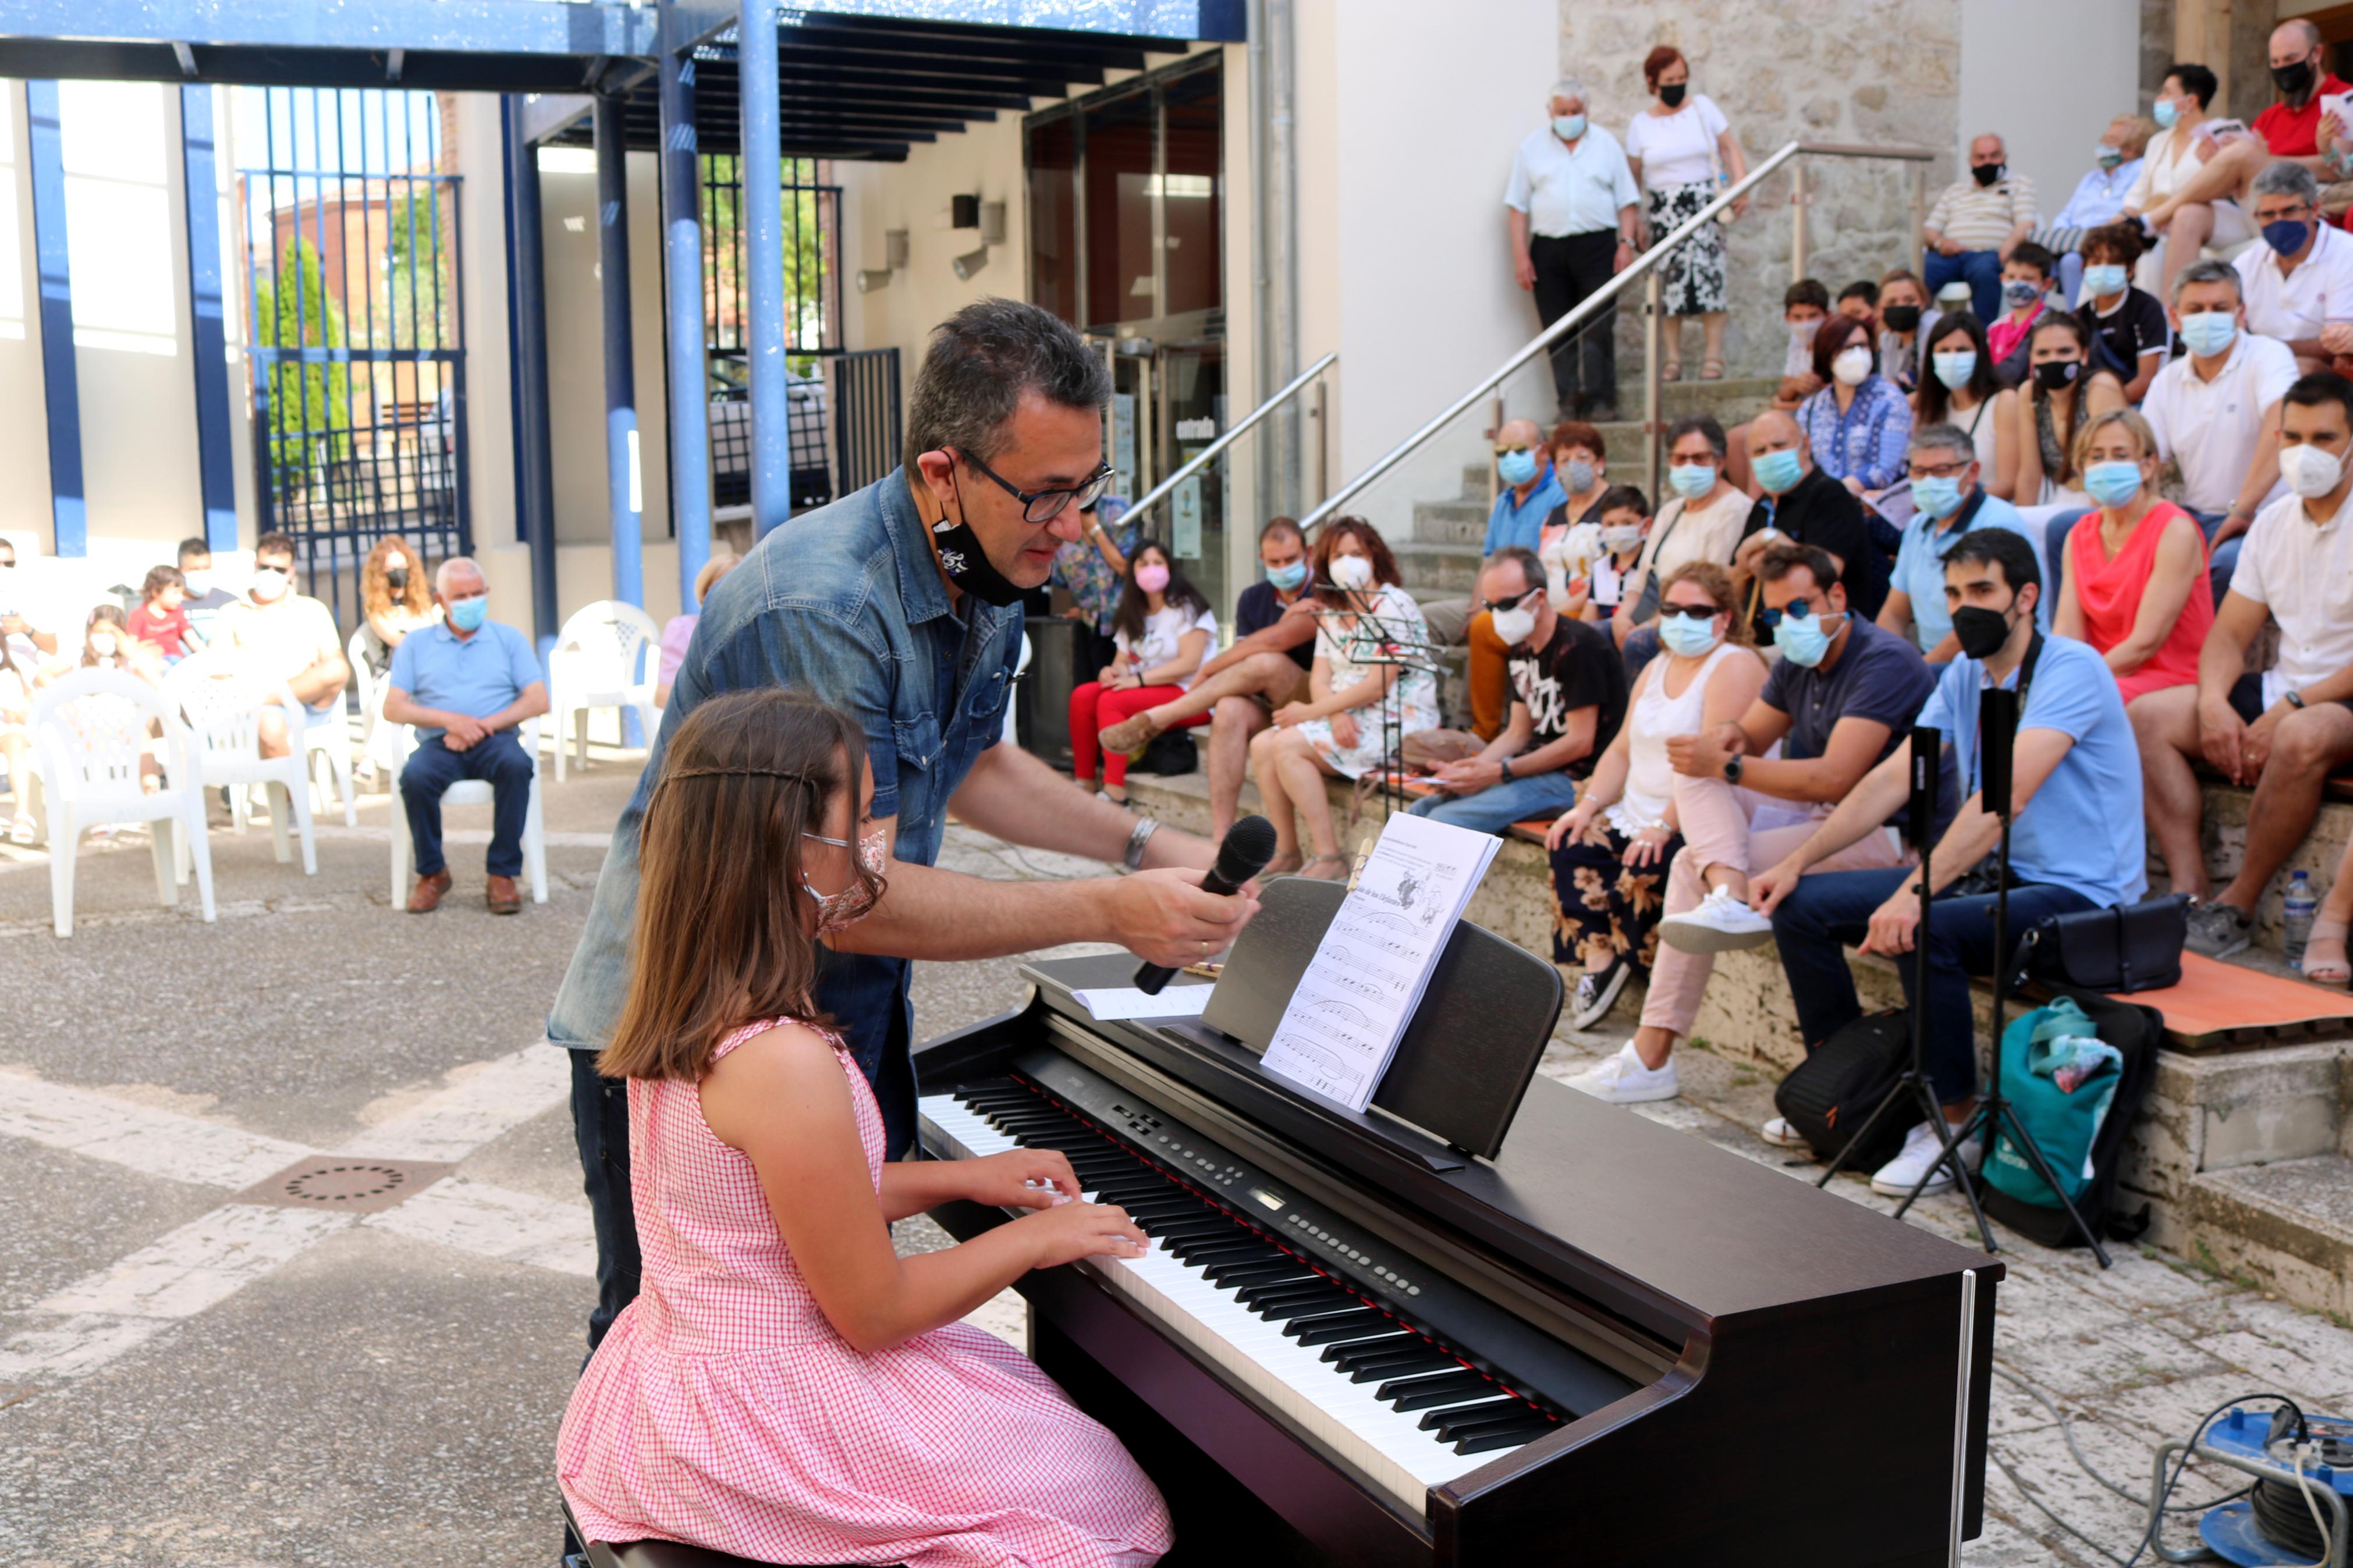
[[1311, 584, 1445, 822]]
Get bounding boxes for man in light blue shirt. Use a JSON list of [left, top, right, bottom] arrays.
[[1506, 77, 1642, 421], [1482, 417, 1568, 552], [2050, 116, 2151, 303], [384, 557, 548, 915], [1880, 422, 2036, 660], [1756, 527, 2143, 1198]]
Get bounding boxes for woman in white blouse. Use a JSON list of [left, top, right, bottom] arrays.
[[1067, 540, 1217, 806], [1626, 45, 1749, 382]]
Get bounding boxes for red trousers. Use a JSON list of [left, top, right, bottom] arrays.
[[1069, 681, 1208, 786]]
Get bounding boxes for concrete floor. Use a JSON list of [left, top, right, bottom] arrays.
[[3, 748, 2352, 1566]]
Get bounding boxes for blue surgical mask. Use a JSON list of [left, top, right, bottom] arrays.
[[1752, 447, 1804, 495], [1266, 559, 1308, 592], [1658, 611, 1722, 657], [2082, 263, 2127, 297], [1667, 462, 1717, 499], [2002, 279, 2042, 311], [1497, 448, 1539, 486], [1563, 458, 1597, 494], [1911, 474, 1963, 520], [2096, 145, 2123, 170], [2265, 219, 2312, 257], [447, 594, 489, 632], [2084, 460, 2144, 508], [1553, 114, 1587, 141], [1772, 609, 1840, 668], [2154, 99, 2180, 130], [1932, 349, 1978, 389], [2179, 310, 2238, 357]]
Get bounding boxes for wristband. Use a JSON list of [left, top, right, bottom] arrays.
[[2287, 689, 2308, 710], [1123, 816, 1160, 872], [1499, 756, 1516, 783]]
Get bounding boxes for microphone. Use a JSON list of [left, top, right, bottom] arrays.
[[1133, 814, 1279, 994]]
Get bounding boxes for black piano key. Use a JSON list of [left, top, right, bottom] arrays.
[[1240, 1282, 1347, 1314], [1121, 1199, 1210, 1222], [1202, 1260, 1310, 1289], [1417, 1396, 1525, 1434], [1320, 1332, 1413, 1365], [1453, 1420, 1557, 1457], [1440, 1409, 1554, 1449], [1344, 1345, 1459, 1382], [1378, 1370, 1498, 1411], [1167, 1235, 1269, 1261], [1287, 1310, 1390, 1346]]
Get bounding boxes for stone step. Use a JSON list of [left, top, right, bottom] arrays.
[[1412, 497, 1489, 548], [1386, 540, 1485, 596], [2164, 1155, 2353, 1320]]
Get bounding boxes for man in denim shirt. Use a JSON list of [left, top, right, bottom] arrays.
[[548, 300, 1252, 1352]]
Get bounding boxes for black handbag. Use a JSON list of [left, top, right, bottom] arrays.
[[1772, 1010, 1913, 1171], [2009, 894, 2188, 995]]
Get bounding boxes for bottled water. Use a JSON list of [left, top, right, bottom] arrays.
[[2284, 870, 2317, 970]]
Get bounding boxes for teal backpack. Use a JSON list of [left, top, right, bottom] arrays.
[[1983, 997, 2121, 1207]]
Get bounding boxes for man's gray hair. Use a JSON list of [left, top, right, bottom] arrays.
[[2252, 159, 2323, 206], [2172, 257, 2245, 304], [435, 556, 484, 595], [1909, 423, 1975, 464], [903, 297, 1112, 474], [1549, 77, 1587, 106], [1482, 544, 1545, 595]]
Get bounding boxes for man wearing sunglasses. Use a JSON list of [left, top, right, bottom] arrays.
[[551, 299, 1252, 1363]]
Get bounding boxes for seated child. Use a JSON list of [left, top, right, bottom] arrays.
[[1567, 485, 1651, 623], [126, 566, 192, 663], [558, 687, 1171, 1568]]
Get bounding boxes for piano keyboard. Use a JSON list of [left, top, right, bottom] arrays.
[[920, 1075, 1573, 1516]]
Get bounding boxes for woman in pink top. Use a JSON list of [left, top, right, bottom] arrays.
[[559, 687, 1170, 1567], [654, 550, 739, 707], [2053, 410, 2211, 706]]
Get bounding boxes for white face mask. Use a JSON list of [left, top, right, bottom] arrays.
[[1330, 553, 1375, 591], [1832, 346, 1873, 387], [88, 632, 119, 659], [249, 567, 290, 603], [1602, 523, 1645, 554], [182, 570, 211, 597], [2280, 440, 2346, 500], [1489, 598, 1539, 648]]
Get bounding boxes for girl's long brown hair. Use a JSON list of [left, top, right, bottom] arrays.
[[598, 688, 886, 1082], [362, 535, 432, 620]]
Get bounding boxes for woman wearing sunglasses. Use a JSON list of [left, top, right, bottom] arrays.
[[1545, 561, 1766, 1032]]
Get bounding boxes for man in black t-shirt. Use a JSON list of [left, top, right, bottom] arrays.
[[1737, 410, 1890, 620], [1407, 546, 1625, 835]]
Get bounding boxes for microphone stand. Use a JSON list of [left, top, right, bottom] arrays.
[[1309, 582, 1446, 821]]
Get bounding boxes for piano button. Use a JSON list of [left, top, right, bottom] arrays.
[[1378, 1370, 1498, 1411], [1319, 1332, 1414, 1364], [1286, 1310, 1390, 1346], [1202, 1261, 1311, 1289], [1417, 1397, 1525, 1434]]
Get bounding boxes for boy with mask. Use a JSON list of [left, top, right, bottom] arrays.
[[1986, 243, 2058, 384], [175, 536, 237, 648], [1754, 528, 2145, 1195]]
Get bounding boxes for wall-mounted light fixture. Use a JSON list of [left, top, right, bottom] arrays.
[[950, 203, 1006, 281], [951, 246, 990, 282], [856, 227, 911, 293]]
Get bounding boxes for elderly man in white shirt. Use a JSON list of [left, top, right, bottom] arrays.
[[1506, 76, 1642, 423], [2236, 161, 2353, 371]]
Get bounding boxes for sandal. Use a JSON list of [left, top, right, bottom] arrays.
[[1303, 853, 1353, 882], [1700, 358, 1725, 381], [1098, 707, 1166, 756], [1262, 850, 1305, 877], [2302, 917, 2351, 986], [1661, 359, 1683, 384]]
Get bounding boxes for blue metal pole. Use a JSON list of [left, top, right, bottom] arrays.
[[595, 93, 643, 611], [25, 81, 84, 559], [659, 5, 713, 605], [179, 84, 238, 554], [740, 0, 790, 542], [500, 95, 560, 663]]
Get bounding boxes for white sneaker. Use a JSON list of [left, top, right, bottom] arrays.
[[1659, 886, 1777, 954], [1761, 1115, 1808, 1149], [1564, 1043, 1680, 1105], [1869, 1120, 1983, 1197]]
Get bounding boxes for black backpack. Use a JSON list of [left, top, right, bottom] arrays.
[[1133, 728, 1198, 777], [1773, 1010, 1913, 1172], [1976, 984, 2159, 1247]]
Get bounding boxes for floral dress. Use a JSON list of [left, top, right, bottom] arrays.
[[1296, 588, 1440, 779]]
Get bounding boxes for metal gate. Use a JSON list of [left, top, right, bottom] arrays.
[[240, 87, 467, 630]]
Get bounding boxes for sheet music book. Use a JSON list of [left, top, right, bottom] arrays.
[[1258, 813, 1500, 1111]]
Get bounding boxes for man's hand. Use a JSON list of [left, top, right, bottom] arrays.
[[1514, 251, 1537, 291], [1610, 237, 1634, 276], [1749, 854, 1807, 916], [443, 714, 489, 752], [1858, 886, 1923, 957], [1934, 235, 1962, 257], [1666, 724, 1741, 778], [2324, 322, 2353, 358], [1107, 866, 1259, 968], [1432, 756, 1503, 795], [960, 1147, 1081, 1210], [0, 613, 26, 638], [2199, 696, 2251, 784], [2244, 703, 2289, 776]]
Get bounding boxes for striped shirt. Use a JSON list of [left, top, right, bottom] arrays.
[[1926, 173, 2038, 252]]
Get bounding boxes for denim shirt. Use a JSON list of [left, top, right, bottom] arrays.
[[547, 470, 1023, 1157]]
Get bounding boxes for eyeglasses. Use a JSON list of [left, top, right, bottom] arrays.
[[957, 448, 1116, 524], [1758, 598, 1840, 630], [1477, 586, 1541, 616], [1493, 444, 1536, 458], [1906, 460, 1972, 480], [1658, 601, 1722, 621]]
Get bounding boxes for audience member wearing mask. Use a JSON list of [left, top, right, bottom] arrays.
[[1923, 133, 2038, 324], [1251, 519, 1438, 880], [42, 604, 165, 792], [2139, 373, 2353, 963], [1916, 311, 2015, 499], [1572, 544, 1937, 1108], [1737, 410, 1888, 621], [1733, 276, 1829, 493], [383, 557, 550, 915], [1507, 77, 1643, 421], [174, 536, 236, 648], [1614, 416, 1749, 671], [2052, 410, 2213, 711], [1547, 561, 1765, 1033], [1410, 546, 1626, 835], [357, 535, 440, 681], [1794, 315, 1913, 498], [1757, 528, 2145, 1197], [1101, 518, 1319, 840], [1875, 271, 1929, 393], [2236, 160, 2353, 371], [1573, 485, 1651, 625], [2254, 20, 2350, 168], [2125, 63, 2264, 304], [0, 536, 58, 665], [1624, 45, 1748, 383], [1880, 423, 2032, 660], [2049, 116, 2155, 303], [1482, 418, 1569, 554], [2006, 312, 2125, 509], [1069, 542, 1217, 808], [1534, 420, 1613, 624], [126, 566, 192, 663], [216, 530, 350, 762], [1986, 242, 2059, 382], [656, 550, 740, 708], [0, 633, 31, 841], [2141, 260, 2295, 602], [2075, 222, 2169, 403]]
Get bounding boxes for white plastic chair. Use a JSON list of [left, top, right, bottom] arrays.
[[386, 716, 548, 907], [33, 667, 215, 937], [549, 600, 660, 781], [347, 627, 406, 783], [165, 666, 316, 877], [305, 693, 357, 827]]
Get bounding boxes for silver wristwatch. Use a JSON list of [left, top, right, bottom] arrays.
[[1123, 816, 1161, 872]]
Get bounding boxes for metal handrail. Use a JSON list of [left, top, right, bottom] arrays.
[[1298, 138, 1936, 532], [1124, 350, 1338, 521]]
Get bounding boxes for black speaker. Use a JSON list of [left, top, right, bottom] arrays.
[[1907, 725, 1941, 852], [951, 193, 981, 229], [1018, 614, 1085, 766], [1979, 687, 2018, 821]]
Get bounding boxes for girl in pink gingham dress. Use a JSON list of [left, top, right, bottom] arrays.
[[559, 688, 1170, 1567]]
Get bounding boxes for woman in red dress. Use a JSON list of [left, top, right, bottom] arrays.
[[2052, 408, 2212, 707]]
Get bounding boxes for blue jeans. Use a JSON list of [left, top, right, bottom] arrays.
[[1925, 248, 2005, 325], [398, 730, 532, 878], [2045, 506, 2242, 609], [1769, 866, 2098, 1106], [567, 1048, 637, 1352], [1406, 768, 1582, 834]]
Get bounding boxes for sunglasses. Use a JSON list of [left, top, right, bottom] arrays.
[[1757, 598, 1838, 630], [1477, 586, 1541, 616], [1658, 601, 1722, 621], [1493, 444, 1536, 458], [958, 448, 1116, 524]]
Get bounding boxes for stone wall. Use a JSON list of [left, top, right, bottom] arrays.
[[1559, 0, 1963, 382]]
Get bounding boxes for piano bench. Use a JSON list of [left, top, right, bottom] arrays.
[[566, 1501, 904, 1568]]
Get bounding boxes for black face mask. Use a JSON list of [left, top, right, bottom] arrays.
[[1660, 82, 1688, 108], [1950, 603, 2017, 662], [2275, 58, 2317, 99], [1882, 304, 1922, 333], [2033, 358, 2081, 393], [1971, 162, 2004, 188], [386, 567, 409, 592], [927, 464, 1030, 608]]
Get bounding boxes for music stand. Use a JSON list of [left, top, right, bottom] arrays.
[[1310, 581, 1447, 820], [1892, 685, 2114, 1265]]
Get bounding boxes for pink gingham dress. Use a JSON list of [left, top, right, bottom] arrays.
[[558, 1019, 1172, 1567]]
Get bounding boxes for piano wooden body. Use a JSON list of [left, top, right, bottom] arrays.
[[915, 951, 2002, 1567]]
